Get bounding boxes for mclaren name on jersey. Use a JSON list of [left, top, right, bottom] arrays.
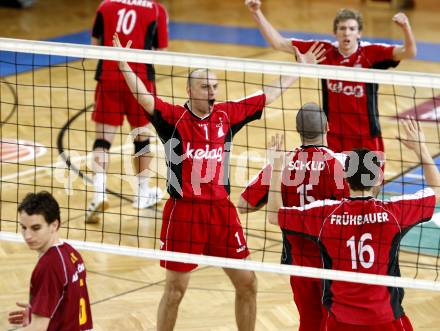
[[110, 0, 154, 8], [330, 212, 389, 226]]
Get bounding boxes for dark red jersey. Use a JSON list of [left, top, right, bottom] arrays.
[[92, 0, 169, 81], [278, 188, 436, 325], [30, 242, 93, 331], [291, 39, 398, 152], [151, 92, 266, 200], [241, 146, 348, 267]]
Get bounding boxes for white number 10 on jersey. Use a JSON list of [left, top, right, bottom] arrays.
[[116, 8, 137, 35]]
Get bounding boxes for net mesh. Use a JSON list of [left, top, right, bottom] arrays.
[[1, 37, 440, 290]]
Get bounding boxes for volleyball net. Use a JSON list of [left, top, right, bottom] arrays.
[[0, 37, 439, 291]]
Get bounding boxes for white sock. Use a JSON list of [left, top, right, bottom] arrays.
[[137, 175, 150, 197], [93, 172, 107, 202]]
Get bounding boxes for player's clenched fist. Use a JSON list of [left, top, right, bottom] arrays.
[[245, 0, 261, 13], [392, 12, 410, 28]]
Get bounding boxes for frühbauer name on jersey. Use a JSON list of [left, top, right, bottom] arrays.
[[330, 212, 389, 225], [110, 0, 154, 8], [185, 143, 223, 162]]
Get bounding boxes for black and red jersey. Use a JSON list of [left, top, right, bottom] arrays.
[[291, 39, 398, 152], [151, 92, 266, 200], [92, 0, 169, 81], [241, 146, 348, 267], [278, 188, 436, 325]]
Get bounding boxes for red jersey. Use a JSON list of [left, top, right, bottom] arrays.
[[278, 188, 436, 325], [30, 242, 93, 331], [291, 39, 398, 152], [151, 92, 266, 200], [92, 0, 169, 81], [241, 146, 348, 267]]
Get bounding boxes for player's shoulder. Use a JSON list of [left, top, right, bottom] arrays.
[[225, 90, 265, 104], [34, 244, 70, 276], [359, 40, 395, 49], [386, 188, 436, 204], [283, 198, 341, 212]]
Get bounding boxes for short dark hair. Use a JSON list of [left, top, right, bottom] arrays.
[[18, 191, 61, 228], [345, 149, 381, 191], [333, 8, 363, 33], [296, 102, 327, 140]]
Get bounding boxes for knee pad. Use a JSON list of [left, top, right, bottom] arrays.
[[134, 138, 150, 155], [93, 138, 111, 151]]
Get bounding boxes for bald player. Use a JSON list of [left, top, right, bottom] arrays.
[[238, 103, 348, 331], [113, 34, 322, 330], [113, 33, 325, 331], [268, 118, 440, 330]]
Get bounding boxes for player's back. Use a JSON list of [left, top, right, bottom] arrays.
[[282, 145, 346, 206], [281, 145, 347, 267], [93, 0, 168, 80], [97, 0, 162, 48], [319, 197, 408, 325]]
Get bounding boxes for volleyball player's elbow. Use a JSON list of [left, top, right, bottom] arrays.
[[410, 46, 417, 58], [402, 46, 417, 60]]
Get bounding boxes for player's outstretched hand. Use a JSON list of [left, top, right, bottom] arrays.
[[245, 0, 261, 13], [8, 302, 30, 326], [112, 32, 132, 49], [267, 133, 285, 170], [294, 41, 327, 64], [392, 12, 410, 28], [397, 117, 426, 152]]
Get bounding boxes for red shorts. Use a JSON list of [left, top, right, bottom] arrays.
[[160, 198, 250, 272], [291, 277, 325, 331], [92, 78, 155, 127], [322, 313, 413, 331]]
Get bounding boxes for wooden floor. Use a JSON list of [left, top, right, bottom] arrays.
[[1, 0, 440, 330]]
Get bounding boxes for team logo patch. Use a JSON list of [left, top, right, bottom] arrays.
[[0, 138, 47, 162], [396, 96, 440, 122]]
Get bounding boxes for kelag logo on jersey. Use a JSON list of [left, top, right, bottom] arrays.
[[185, 143, 223, 162], [327, 81, 364, 98]]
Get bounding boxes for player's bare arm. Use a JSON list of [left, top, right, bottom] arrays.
[[263, 42, 326, 105], [237, 198, 261, 214], [398, 118, 440, 202], [112, 33, 155, 115], [267, 134, 284, 225], [245, 0, 294, 54], [392, 12, 417, 61]]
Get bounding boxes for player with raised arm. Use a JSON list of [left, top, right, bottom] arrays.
[[245, 0, 417, 156], [238, 103, 348, 331], [87, 0, 169, 223], [267, 118, 440, 330], [113, 33, 325, 331], [8, 191, 93, 331]]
